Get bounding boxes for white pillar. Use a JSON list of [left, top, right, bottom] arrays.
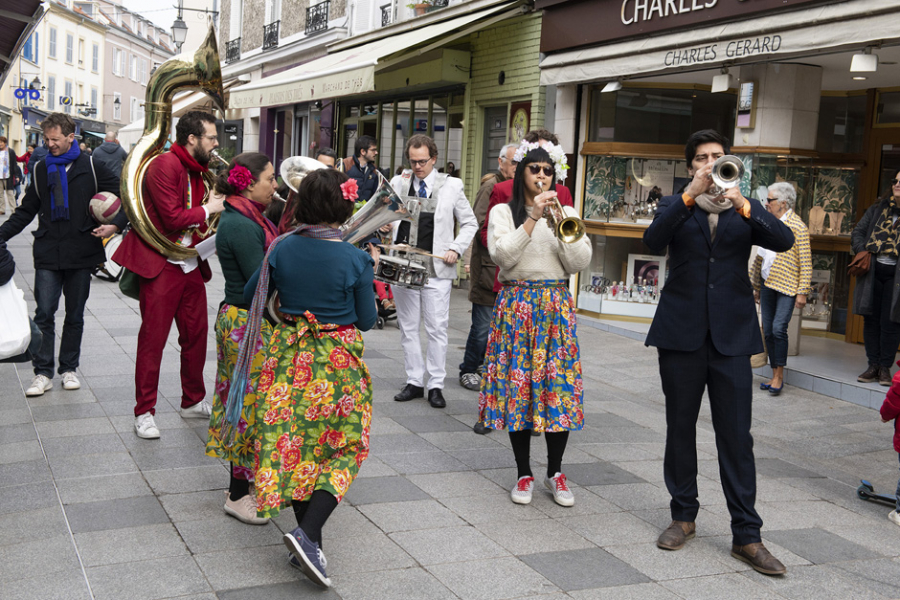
[[733, 64, 822, 150]]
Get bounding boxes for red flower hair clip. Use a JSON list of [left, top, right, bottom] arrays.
[[340, 179, 359, 202], [228, 164, 253, 192]]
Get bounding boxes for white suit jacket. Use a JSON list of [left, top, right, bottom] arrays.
[[390, 171, 477, 280]]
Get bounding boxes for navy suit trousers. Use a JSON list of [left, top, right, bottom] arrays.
[[658, 335, 763, 545]]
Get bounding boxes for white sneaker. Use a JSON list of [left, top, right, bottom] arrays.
[[459, 372, 481, 391], [134, 412, 160, 439], [545, 472, 575, 507], [224, 491, 270, 525], [25, 375, 52, 397], [181, 400, 211, 418], [889, 510, 900, 527], [510, 476, 535, 505], [61, 372, 81, 390]]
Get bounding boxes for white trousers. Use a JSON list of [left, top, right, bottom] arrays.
[[392, 277, 452, 389], [0, 181, 14, 214]]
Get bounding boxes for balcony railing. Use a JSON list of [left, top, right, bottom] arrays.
[[381, 5, 392, 27], [225, 38, 241, 63], [306, 1, 329, 35], [433, 0, 449, 6], [263, 21, 280, 50]]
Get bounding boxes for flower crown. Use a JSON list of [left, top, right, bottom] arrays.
[[227, 164, 253, 192], [513, 139, 570, 183]]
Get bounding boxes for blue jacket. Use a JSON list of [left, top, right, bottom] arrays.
[[643, 195, 794, 356], [346, 156, 378, 203]]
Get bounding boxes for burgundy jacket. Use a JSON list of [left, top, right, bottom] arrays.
[[113, 151, 212, 281], [882, 370, 900, 452]]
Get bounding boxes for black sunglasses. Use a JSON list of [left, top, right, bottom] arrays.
[[891, 179, 900, 186], [527, 164, 554, 177]]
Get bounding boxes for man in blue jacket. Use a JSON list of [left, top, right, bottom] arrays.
[[344, 135, 379, 203], [643, 129, 794, 576]]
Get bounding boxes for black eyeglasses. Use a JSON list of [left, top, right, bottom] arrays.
[[409, 159, 430, 167], [528, 164, 554, 177]]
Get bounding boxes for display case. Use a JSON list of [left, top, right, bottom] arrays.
[[583, 154, 689, 224]]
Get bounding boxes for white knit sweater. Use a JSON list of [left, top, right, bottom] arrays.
[[487, 203, 592, 283]]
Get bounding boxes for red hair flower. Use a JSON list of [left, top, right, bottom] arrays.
[[340, 179, 359, 202], [228, 164, 253, 192]]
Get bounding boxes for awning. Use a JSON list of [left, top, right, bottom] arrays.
[[0, 0, 44, 90], [83, 131, 105, 139], [540, 0, 897, 86], [229, 2, 521, 110]]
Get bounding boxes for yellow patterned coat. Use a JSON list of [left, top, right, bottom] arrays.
[[749, 209, 811, 297]]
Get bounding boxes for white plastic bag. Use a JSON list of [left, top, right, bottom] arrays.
[[0, 279, 31, 359]]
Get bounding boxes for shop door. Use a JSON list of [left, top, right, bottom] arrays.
[[481, 106, 507, 178], [274, 109, 294, 175], [848, 134, 900, 344]]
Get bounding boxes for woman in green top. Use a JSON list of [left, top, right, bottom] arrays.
[[205, 152, 278, 525]]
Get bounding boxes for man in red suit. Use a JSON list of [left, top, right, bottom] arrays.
[[113, 111, 225, 439], [481, 129, 575, 293]]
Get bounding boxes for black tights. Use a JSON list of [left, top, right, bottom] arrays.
[[508, 430, 569, 480], [228, 464, 250, 501], [291, 490, 338, 548]]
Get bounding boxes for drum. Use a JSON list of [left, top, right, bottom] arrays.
[[375, 255, 429, 289]]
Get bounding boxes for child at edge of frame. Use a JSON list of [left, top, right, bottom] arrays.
[[878, 367, 900, 527]]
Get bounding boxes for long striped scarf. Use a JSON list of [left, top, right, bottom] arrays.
[[222, 223, 344, 443]]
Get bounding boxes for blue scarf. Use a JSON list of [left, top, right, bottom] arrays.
[[45, 144, 81, 221]]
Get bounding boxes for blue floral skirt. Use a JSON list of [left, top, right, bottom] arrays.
[[478, 280, 584, 432]]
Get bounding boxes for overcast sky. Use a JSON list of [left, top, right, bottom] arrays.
[[120, 0, 219, 33]]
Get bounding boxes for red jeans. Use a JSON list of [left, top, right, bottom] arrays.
[[134, 262, 207, 416]]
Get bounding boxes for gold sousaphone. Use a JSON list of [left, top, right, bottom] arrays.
[[120, 25, 225, 261]]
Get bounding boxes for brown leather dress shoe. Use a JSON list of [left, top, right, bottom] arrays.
[[731, 542, 786, 575], [656, 520, 695, 550], [879, 366, 892, 386]]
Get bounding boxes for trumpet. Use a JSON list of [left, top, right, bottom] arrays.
[[538, 181, 585, 244], [709, 155, 745, 196]]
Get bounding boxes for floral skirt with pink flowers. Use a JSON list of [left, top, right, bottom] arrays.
[[252, 311, 371, 518], [206, 303, 271, 478], [479, 280, 584, 433]]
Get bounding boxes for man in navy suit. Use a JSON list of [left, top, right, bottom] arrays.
[[643, 130, 794, 576]]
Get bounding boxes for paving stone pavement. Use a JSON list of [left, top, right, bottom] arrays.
[[2, 217, 900, 599]]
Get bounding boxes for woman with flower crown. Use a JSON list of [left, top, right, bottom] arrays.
[[231, 168, 376, 588], [205, 153, 279, 526], [480, 142, 592, 507]]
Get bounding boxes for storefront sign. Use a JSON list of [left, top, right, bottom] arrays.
[[539, 0, 836, 53], [230, 68, 375, 109], [663, 35, 782, 66]]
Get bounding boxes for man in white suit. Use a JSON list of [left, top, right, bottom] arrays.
[[390, 134, 477, 408]]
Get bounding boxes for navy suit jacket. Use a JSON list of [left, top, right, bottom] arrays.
[[643, 194, 795, 356]]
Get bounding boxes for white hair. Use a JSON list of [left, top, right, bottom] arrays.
[[768, 182, 796, 209], [498, 143, 517, 162]]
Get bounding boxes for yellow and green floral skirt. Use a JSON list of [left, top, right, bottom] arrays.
[[206, 303, 272, 478], [252, 311, 372, 518]]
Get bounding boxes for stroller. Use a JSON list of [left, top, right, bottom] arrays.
[[375, 280, 397, 329]]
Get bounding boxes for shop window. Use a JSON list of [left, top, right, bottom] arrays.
[[589, 87, 736, 145], [876, 91, 900, 126], [583, 155, 686, 223], [816, 95, 866, 154]]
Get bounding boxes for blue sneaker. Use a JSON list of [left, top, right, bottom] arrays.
[[284, 527, 331, 588]]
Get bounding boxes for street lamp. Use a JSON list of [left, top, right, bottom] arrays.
[[171, 15, 188, 52]]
